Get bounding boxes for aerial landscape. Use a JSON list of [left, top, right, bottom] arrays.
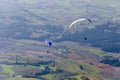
[[0, 0, 120, 80]]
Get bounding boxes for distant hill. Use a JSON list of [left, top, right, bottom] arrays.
[[0, 0, 120, 53], [57, 21, 120, 53]]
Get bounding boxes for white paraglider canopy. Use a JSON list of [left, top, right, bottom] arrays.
[[69, 18, 92, 29]]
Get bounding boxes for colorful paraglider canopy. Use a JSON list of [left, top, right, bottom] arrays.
[[45, 40, 52, 47]]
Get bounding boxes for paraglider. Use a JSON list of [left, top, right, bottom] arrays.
[[47, 41, 52, 47], [45, 40, 52, 47], [47, 50, 49, 53], [68, 18, 92, 46], [45, 40, 53, 53], [84, 37, 87, 41], [69, 18, 92, 29]]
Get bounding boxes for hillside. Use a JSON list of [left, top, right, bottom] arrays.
[[0, 40, 120, 80], [0, 0, 120, 52], [0, 0, 120, 80]]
